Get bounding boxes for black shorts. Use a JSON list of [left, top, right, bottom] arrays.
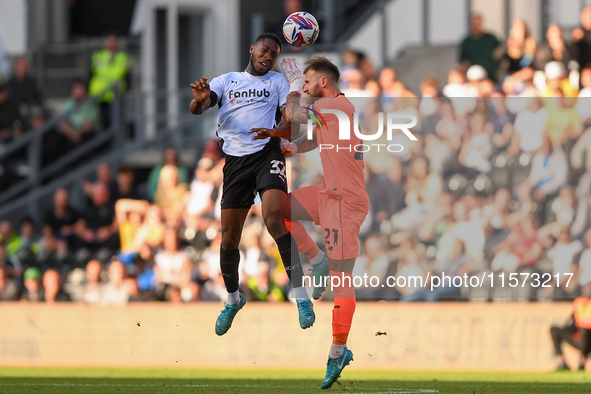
[[221, 137, 288, 209]]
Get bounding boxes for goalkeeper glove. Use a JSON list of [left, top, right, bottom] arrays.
[[281, 57, 304, 94]]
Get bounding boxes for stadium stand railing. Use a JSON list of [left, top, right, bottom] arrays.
[[34, 37, 140, 99], [0, 100, 202, 227], [0, 83, 122, 220], [0, 79, 215, 225]]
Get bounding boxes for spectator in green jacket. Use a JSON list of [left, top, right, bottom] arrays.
[[460, 14, 501, 80], [59, 79, 102, 148]]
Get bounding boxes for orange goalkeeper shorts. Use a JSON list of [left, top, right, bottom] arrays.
[[291, 183, 369, 261]]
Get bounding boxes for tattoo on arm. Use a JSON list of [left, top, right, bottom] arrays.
[[285, 92, 310, 125]]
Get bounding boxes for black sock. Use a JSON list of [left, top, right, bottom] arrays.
[[220, 246, 240, 293], [276, 232, 304, 288]]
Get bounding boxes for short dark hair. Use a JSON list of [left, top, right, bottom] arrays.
[[20, 216, 34, 226], [118, 166, 134, 175], [255, 33, 282, 52], [71, 78, 87, 89], [303, 56, 340, 83]]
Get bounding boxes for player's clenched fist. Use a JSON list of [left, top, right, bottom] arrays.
[[191, 77, 210, 103], [280, 138, 297, 157]]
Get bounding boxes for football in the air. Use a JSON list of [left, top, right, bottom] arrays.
[[282, 11, 319, 48]]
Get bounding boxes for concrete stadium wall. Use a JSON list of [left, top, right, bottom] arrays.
[[0, 0, 27, 56], [0, 303, 580, 371]]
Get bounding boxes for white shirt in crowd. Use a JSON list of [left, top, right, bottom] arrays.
[[513, 107, 547, 153]]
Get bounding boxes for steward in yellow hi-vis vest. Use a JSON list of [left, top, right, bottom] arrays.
[[89, 35, 131, 104]]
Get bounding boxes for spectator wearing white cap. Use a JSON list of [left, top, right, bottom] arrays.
[[443, 66, 484, 117], [543, 61, 578, 97], [466, 65, 487, 82], [466, 64, 490, 96]]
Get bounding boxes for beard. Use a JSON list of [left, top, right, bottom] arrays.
[[249, 54, 266, 76]]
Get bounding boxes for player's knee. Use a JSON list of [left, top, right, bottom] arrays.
[[221, 232, 241, 250], [264, 213, 286, 239]]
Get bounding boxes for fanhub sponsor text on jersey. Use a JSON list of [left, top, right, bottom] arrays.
[[228, 89, 271, 100]]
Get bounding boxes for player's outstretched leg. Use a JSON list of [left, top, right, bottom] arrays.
[[321, 346, 354, 389], [216, 208, 249, 336], [321, 270, 356, 389], [310, 253, 329, 299], [215, 292, 246, 336], [276, 230, 315, 329], [264, 190, 315, 329], [215, 246, 246, 336], [286, 219, 329, 299]]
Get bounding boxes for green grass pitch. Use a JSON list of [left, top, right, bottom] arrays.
[[0, 367, 590, 393]]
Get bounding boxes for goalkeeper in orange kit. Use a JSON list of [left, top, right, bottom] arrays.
[[250, 55, 369, 389]]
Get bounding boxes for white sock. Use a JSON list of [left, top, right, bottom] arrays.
[[329, 344, 345, 359], [294, 286, 309, 300], [310, 251, 325, 265], [227, 290, 240, 304]]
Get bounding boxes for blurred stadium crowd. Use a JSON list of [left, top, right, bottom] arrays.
[[0, 35, 127, 189], [5, 9, 591, 304]]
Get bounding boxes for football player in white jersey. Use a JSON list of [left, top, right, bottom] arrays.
[[190, 33, 314, 335]]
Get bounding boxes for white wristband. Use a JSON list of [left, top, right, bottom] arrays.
[[290, 83, 302, 94]]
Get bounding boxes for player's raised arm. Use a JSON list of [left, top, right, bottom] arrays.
[[190, 77, 213, 115], [280, 57, 310, 126], [248, 57, 309, 140]]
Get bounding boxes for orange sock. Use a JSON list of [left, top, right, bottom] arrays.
[[330, 270, 356, 345], [284, 219, 321, 260]]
